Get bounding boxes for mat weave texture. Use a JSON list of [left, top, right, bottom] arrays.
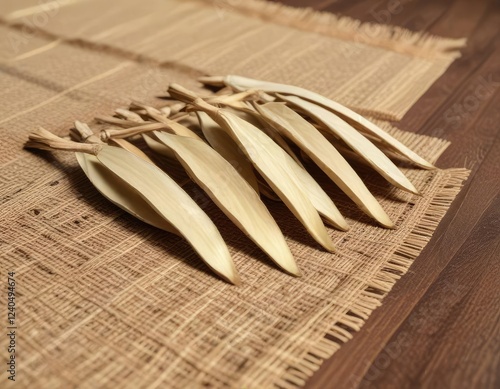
[[0, 1, 469, 388]]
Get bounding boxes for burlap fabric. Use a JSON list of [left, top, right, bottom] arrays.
[[0, 1, 469, 388]]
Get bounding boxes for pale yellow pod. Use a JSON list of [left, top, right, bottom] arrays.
[[142, 134, 176, 160], [96, 145, 240, 285], [290, 162, 349, 231], [27, 128, 239, 284], [76, 152, 178, 235], [154, 131, 300, 276]]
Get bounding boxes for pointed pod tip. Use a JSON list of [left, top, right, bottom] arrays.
[[324, 241, 337, 253], [337, 223, 350, 232], [290, 268, 303, 278], [226, 270, 242, 286], [373, 210, 395, 230], [405, 182, 421, 196], [232, 275, 242, 287], [283, 262, 302, 278], [211, 259, 241, 286], [324, 218, 350, 232], [382, 220, 396, 230], [418, 160, 436, 170]]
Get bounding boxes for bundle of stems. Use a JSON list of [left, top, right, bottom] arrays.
[[26, 75, 433, 285]]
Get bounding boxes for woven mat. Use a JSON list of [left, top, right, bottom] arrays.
[[0, 1, 469, 388]]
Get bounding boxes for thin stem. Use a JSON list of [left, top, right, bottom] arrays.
[[101, 122, 170, 141], [26, 127, 101, 155], [73, 121, 103, 144]]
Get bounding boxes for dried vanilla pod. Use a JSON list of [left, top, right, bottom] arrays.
[[152, 130, 301, 276], [26, 127, 240, 285], [70, 123, 178, 236], [131, 101, 276, 199], [200, 78, 419, 196], [226, 105, 306, 169], [197, 109, 285, 202], [108, 137, 155, 164]]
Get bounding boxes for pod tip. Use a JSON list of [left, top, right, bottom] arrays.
[[285, 262, 302, 277], [382, 221, 396, 230], [228, 271, 242, 286], [325, 218, 350, 232], [406, 182, 421, 196], [324, 241, 337, 253], [375, 212, 395, 229], [291, 270, 302, 278], [418, 160, 436, 170]]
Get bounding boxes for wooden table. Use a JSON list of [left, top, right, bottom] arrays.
[[273, 0, 500, 388]]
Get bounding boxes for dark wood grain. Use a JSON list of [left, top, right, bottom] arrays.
[[273, 0, 500, 388]]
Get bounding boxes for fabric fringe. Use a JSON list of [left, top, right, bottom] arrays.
[[207, 0, 466, 61], [276, 167, 470, 388]]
